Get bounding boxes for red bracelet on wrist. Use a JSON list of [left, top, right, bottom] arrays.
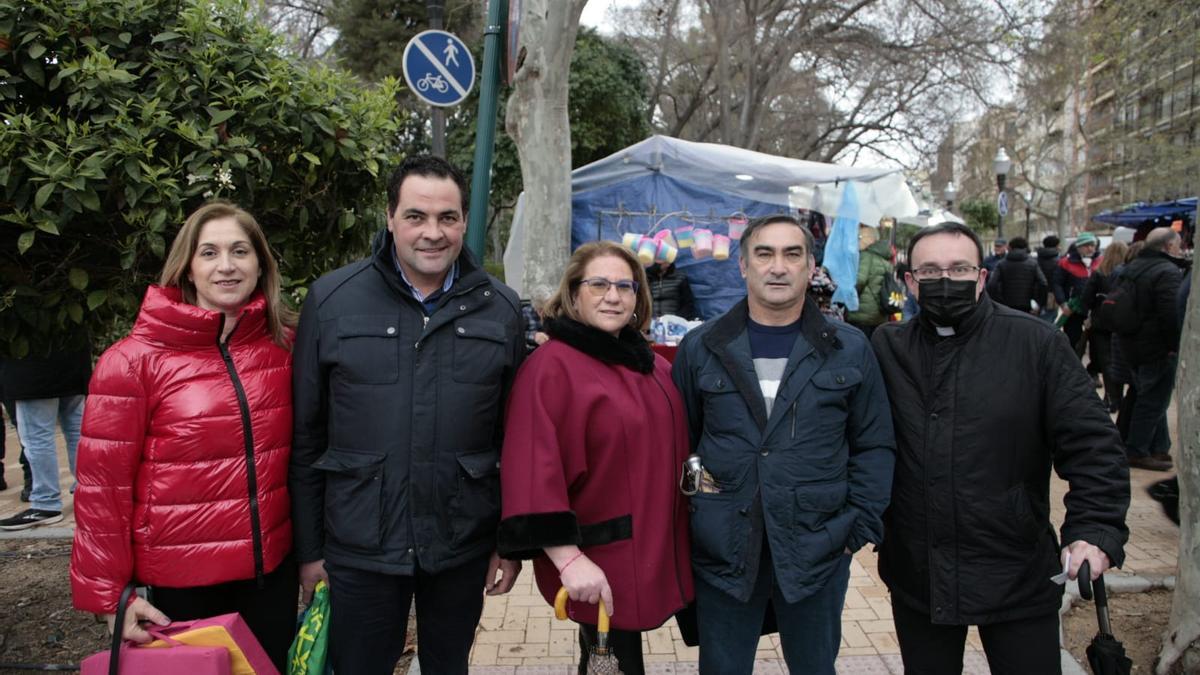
[[558, 551, 584, 574]]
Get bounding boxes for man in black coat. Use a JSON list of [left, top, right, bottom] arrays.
[[290, 155, 525, 674], [986, 236, 1048, 313], [1035, 235, 1061, 321], [871, 223, 1129, 674], [981, 238, 1007, 273], [1120, 227, 1189, 471]]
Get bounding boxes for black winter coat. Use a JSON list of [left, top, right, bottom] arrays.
[[290, 234, 525, 575], [870, 296, 1129, 625], [0, 331, 91, 400], [646, 263, 697, 319], [1118, 251, 1187, 366], [987, 249, 1047, 312], [1036, 248, 1060, 287]]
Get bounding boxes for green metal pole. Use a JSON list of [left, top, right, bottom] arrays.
[[466, 0, 505, 260]]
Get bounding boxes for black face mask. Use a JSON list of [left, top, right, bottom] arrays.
[[917, 278, 979, 327]]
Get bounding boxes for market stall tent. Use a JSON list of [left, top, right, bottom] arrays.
[[504, 135, 918, 319], [1092, 197, 1196, 245]]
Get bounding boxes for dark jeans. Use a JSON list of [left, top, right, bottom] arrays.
[[1126, 355, 1178, 458], [694, 553, 851, 674], [893, 599, 1060, 675], [150, 555, 298, 674], [578, 624, 643, 675], [325, 553, 491, 675]]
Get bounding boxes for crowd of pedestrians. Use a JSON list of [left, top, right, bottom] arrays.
[[1, 154, 1188, 675]]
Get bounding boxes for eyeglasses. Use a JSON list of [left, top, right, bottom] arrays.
[[912, 265, 980, 281], [579, 277, 639, 297]]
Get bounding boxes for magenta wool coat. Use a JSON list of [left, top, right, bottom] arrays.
[[498, 338, 694, 632]]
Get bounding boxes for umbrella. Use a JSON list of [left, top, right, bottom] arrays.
[[555, 586, 622, 675], [1078, 560, 1133, 675]]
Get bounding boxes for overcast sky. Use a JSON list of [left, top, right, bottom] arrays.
[[579, 0, 627, 31]]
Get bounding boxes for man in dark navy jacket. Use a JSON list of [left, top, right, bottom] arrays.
[[673, 215, 895, 675]]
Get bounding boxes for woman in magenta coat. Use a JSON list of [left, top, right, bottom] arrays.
[[498, 241, 693, 675]]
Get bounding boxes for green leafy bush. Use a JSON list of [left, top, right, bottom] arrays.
[[0, 0, 404, 356]]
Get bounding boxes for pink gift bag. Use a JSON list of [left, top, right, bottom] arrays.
[[81, 637, 232, 675], [81, 586, 277, 675]]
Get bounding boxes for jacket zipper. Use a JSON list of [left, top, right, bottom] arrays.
[[790, 400, 797, 439], [217, 318, 266, 587]]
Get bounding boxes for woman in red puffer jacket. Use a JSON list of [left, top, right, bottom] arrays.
[[70, 202, 297, 672]]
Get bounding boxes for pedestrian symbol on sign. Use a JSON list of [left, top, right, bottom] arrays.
[[402, 30, 476, 108]]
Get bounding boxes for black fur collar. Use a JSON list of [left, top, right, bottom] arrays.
[[543, 317, 656, 374]]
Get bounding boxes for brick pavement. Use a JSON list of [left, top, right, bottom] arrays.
[[0, 406, 1182, 673]]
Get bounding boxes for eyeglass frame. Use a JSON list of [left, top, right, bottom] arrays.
[[576, 277, 640, 296], [910, 264, 981, 281]]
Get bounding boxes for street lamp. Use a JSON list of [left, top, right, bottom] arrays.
[[993, 147, 1012, 238], [943, 181, 957, 210], [1024, 190, 1033, 240]]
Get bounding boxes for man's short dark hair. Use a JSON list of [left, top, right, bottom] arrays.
[[1043, 235, 1060, 249], [386, 155, 470, 216], [739, 215, 815, 260], [1008, 236, 1029, 251], [906, 222, 985, 267]]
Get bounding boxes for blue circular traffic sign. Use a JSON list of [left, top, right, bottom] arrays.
[[403, 30, 476, 107]]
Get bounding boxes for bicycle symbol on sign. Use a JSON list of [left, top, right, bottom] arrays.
[[416, 73, 449, 93]]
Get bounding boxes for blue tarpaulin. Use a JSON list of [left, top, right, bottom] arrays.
[[1092, 198, 1196, 231], [570, 173, 792, 319], [824, 183, 862, 311], [504, 136, 918, 319]]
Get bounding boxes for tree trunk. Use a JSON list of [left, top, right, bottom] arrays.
[[708, 0, 733, 145], [1158, 234, 1200, 674], [506, 0, 587, 302]]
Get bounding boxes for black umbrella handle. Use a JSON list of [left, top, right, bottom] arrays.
[[1078, 560, 1115, 636]]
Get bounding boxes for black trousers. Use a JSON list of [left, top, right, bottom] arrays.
[[2, 400, 31, 487], [325, 553, 491, 675], [150, 555, 298, 674], [578, 623, 644, 675], [1117, 384, 1138, 443], [892, 599, 1061, 675]]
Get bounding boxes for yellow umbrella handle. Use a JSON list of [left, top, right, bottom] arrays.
[[554, 587, 569, 620], [553, 586, 611, 633]]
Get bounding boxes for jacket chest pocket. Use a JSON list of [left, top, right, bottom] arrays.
[[806, 368, 861, 417], [451, 318, 510, 384], [336, 315, 400, 384], [698, 372, 752, 435]]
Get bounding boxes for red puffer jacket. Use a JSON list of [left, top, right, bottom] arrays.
[[71, 286, 293, 614]]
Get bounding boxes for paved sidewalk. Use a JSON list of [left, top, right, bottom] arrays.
[[459, 468, 1177, 674], [1, 413, 1181, 673]]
